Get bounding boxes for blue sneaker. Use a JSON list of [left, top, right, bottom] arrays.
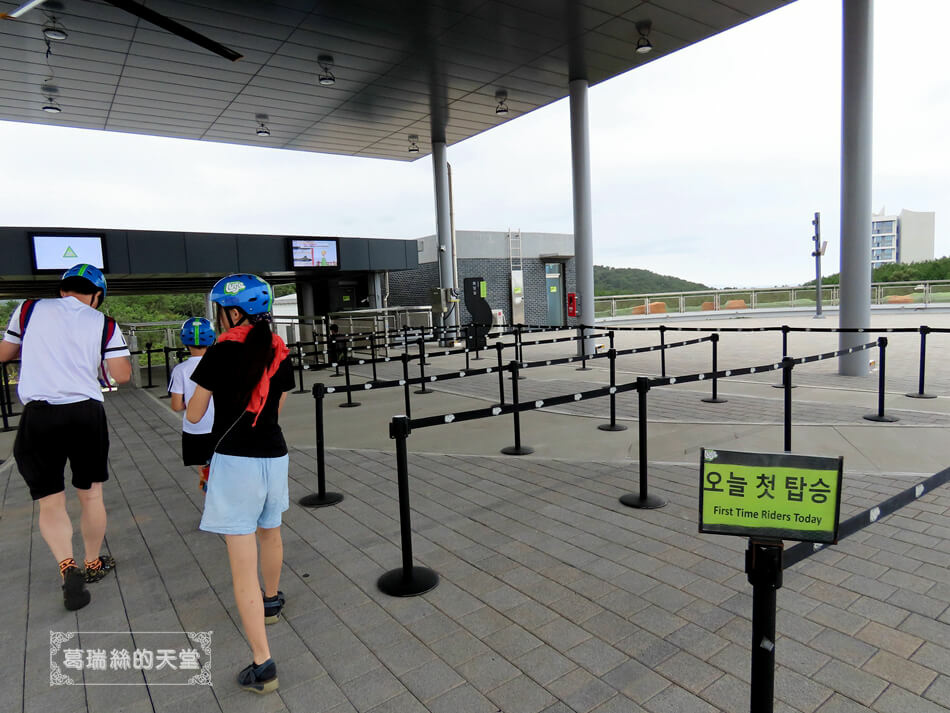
[[263, 591, 285, 624], [237, 658, 278, 694]]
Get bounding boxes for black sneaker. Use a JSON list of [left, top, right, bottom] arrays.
[[263, 591, 285, 624], [84, 555, 115, 583], [62, 567, 91, 611], [237, 659, 278, 694]]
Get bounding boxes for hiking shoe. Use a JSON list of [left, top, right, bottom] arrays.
[[62, 567, 91, 611], [263, 591, 285, 624], [237, 659, 278, 694], [84, 555, 115, 583]]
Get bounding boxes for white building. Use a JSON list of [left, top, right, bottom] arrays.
[[871, 208, 935, 268]]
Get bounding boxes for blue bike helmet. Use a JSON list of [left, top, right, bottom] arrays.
[[180, 317, 216, 347], [209, 274, 273, 318], [61, 263, 107, 299]]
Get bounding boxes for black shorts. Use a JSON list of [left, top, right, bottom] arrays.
[[14, 399, 110, 500], [182, 432, 216, 467]]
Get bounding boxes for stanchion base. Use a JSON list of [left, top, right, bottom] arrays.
[[619, 493, 667, 509], [377, 566, 439, 597], [701, 397, 728, 404], [863, 413, 899, 423], [339, 401, 361, 408], [508, 375, 527, 381], [501, 445, 535, 456], [415, 388, 433, 395], [598, 423, 628, 432], [298, 492, 344, 508], [906, 392, 937, 399], [770, 384, 797, 389], [575, 367, 592, 372]]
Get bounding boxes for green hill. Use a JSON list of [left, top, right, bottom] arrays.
[[594, 265, 709, 296], [806, 256, 950, 285]]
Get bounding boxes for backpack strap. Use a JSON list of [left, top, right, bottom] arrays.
[[100, 316, 118, 359], [7, 298, 39, 341]]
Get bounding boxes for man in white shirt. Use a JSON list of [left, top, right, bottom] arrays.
[[0, 264, 131, 611]]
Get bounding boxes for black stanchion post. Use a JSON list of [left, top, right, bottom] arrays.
[[619, 377, 667, 509], [339, 355, 361, 408], [782, 357, 793, 451], [160, 347, 172, 399], [464, 328, 470, 370], [659, 325, 667, 378], [144, 342, 155, 388], [473, 324, 482, 361], [0, 362, 11, 432], [401, 353, 412, 420], [702, 334, 728, 404], [299, 383, 344, 508], [865, 337, 898, 422], [598, 349, 627, 432], [495, 342, 506, 407], [369, 334, 380, 385], [576, 324, 591, 371], [416, 338, 432, 394], [377, 416, 440, 597], [746, 539, 783, 713], [608, 330, 615, 351], [501, 361, 534, 455], [907, 326, 936, 399], [294, 342, 307, 394], [772, 326, 795, 389]]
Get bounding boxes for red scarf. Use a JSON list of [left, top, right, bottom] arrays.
[[217, 324, 289, 426]]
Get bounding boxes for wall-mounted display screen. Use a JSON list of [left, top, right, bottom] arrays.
[[291, 238, 339, 268], [32, 234, 105, 272]]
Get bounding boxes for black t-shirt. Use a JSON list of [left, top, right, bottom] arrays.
[[190, 341, 295, 458]]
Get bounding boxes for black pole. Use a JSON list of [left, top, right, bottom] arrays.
[[339, 354, 361, 408], [369, 334, 380, 385], [702, 334, 727, 404], [144, 342, 155, 388], [511, 325, 526, 380], [576, 324, 591, 371], [746, 539, 783, 713], [495, 342, 506, 407], [659, 325, 667, 378], [619, 377, 666, 509], [772, 326, 795, 389], [161, 347, 172, 398], [294, 342, 307, 393], [377, 416, 440, 597], [401, 353, 412, 421], [299, 383, 344, 508], [473, 323, 482, 361], [0, 362, 11, 432], [907, 326, 936, 399], [608, 330, 615, 351], [782, 357, 793, 451], [865, 337, 898, 422], [501, 361, 534, 455], [598, 349, 627, 432], [416, 338, 432, 394]]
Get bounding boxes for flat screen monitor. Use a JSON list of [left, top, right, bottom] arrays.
[[290, 238, 339, 268], [31, 234, 106, 272]]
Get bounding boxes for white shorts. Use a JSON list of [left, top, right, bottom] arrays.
[[199, 453, 289, 535]]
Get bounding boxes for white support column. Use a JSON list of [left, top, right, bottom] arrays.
[[432, 140, 457, 334], [569, 79, 595, 355], [839, 0, 874, 375]]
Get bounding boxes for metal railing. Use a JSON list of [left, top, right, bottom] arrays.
[[594, 279, 950, 319]]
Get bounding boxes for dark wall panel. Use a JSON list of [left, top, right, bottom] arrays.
[[0, 229, 33, 274], [104, 231, 130, 274], [237, 235, 287, 273], [368, 239, 406, 270], [128, 231, 186, 274], [339, 239, 369, 271], [186, 235, 238, 274]]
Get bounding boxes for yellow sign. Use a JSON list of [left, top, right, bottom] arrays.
[[550, 286, 557, 293], [480, 282, 487, 298], [699, 448, 842, 544]]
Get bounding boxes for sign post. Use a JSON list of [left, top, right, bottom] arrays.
[[699, 448, 843, 713]]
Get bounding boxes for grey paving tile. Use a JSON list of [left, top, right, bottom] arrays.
[[814, 659, 888, 707], [399, 657, 466, 702], [641, 684, 719, 713], [455, 651, 520, 693], [601, 658, 670, 704], [862, 651, 937, 696], [487, 674, 557, 713]]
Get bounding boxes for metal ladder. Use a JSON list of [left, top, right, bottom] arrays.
[[508, 228, 522, 272]]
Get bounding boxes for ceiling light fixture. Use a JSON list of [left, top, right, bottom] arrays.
[[317, 54, 336, 86], [495, 89, 509, 115], [635, 20, 653, 54], [42, 16, 67, 40], [256, 121, 270, 137], [41, 95, 61, 113], [407, 134, 419, 153]]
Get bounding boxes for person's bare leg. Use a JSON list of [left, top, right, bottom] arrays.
[[37, 492, 73, 564], [257, 527, 282, 599], [226, 534, 270, 664], [76, 483, 106, 562]]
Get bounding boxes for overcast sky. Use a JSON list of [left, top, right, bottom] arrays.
[[1, 0, 946, 288]]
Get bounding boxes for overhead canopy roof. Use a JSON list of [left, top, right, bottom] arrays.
[[0, 0, 792, 160]]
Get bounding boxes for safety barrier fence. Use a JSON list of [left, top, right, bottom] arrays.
[[367, 339, 884, 596]]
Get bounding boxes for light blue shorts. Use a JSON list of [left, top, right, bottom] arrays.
[[199, 453, 289, 535]]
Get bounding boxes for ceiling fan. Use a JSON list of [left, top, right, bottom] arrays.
[[1, 0, 243, 61]]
